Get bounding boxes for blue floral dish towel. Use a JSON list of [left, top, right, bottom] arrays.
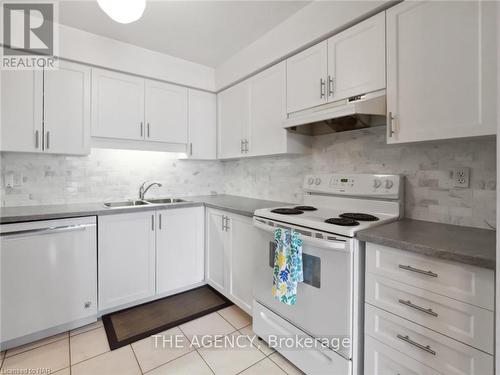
[[272, 228, 303, 305]]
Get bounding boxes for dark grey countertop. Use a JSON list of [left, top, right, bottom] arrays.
[[0, 194, 291, 224], [357, 218, 496, 269]]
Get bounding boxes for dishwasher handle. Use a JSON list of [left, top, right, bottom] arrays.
[[1, 223, 95, 239]]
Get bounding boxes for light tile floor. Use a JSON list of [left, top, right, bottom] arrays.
[[0, 306, 303, 375]]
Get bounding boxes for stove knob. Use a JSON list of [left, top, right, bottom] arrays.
[[373, 179, 382, 188], [315, 177, 321, 185], [307, 177, 314, 185], [385, 179, 394, 189]]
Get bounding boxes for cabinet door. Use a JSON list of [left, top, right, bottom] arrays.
[[248, 62, 287, 157], [98, 212, 156, 311], [386, 1, 497, 144], [0, 70, 43, 152], [156, 207, 205, 295], [187, 90, 216, 159], [327, 12, 385, 102], [217, 81, 249, 159], [227, 214, 265, 314], [43, 61, 91, 155], [286, 41, 328, 113], [206, 209, 227, 293], [92, 68, 145, 140], [145, 80, 188, 144]]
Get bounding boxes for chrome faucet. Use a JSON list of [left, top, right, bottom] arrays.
[[139, 181, 162, 200]]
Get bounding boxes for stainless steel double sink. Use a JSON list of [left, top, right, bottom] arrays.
[[104, 198, 187, 208]]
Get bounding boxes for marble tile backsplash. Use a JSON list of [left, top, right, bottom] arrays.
[[1, 127, 496, 229]]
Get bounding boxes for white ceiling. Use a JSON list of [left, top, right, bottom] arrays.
[[58, 1, 310, 67]]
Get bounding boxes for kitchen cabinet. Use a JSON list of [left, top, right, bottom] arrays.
[[145, 80, 188, 144], [98, 211, 156, 312], [156, 207, 204, 295], [1, 60, 90, 155], [327, 11, 385, 102], [187, 90, 217, 159], [206, 208, 265, 314], [43, 61, 91, 155], [1, 217, 97, 350], [217, 81, 250, 159], [92, 68, 145, 141], [386, 1, 497, 143], [286, 12, 385, 115]]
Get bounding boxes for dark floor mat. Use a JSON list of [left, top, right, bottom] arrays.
[[102, 285, 233, 349]]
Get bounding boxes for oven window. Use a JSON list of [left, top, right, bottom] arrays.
[[269, 242, 321, 288]]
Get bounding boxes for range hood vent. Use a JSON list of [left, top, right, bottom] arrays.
[[284, 90, 386, 136]]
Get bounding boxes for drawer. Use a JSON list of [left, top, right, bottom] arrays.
[[365, 335, 440, 375], [252, 301, 351, 375], [365, 304, 493, 375], [366, 243, 494, 310], [365, 273, 493, 354]]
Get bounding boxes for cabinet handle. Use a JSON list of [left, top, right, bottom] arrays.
[[159, 213, 162, 230], [225, 216, 230, 231], [221, 215, 225, 231], [240, 139, 244, 154], [35, 130, 40, 149], [151, 215, 154, 231], [147, 122, 150, 138], [328, 76, 334, 97], [398, 299, 438, 317], [190, 143, 193, 156], [398, 264, 438, 278], [46, 131, 50, 149], [140, 122, 144, 137], [244, 139, 249, 153], [320, 78, 326, 98], [396, 334, 436, 356], [388, 112, 396, 137]]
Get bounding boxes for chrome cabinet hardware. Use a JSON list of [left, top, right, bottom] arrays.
[[244, 139, 249, 153], [35, 130, 40, 149], [221, 215, 225, 231], [159, 213, 162, 230], [190, 143, 193, 156], [396, 334, 436, 356], [140, 122, 144, 137], [224, 216, 230, 231], [147, 122, 150, 138], [240, 139, 244, 153], [320, 78, 326, 98], [398, 299, 438, 317], [398, 264, 438, 278], [388, 112, 396, 137], [328, 75, 334, 96], [151, 215, 154, 231], [45, 131, 50, 149]]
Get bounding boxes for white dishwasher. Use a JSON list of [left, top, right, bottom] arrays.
[[1, 216, 97, 350]]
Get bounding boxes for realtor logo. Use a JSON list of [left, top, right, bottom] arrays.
[[1, 2, 58, 69]]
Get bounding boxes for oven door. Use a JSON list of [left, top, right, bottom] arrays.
[[253, 217, 353, 360]]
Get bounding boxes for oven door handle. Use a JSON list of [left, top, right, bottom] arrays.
[[253, 219, 348, 252]]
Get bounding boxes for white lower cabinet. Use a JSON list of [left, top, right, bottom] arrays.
[[98, 212, 156, 311], [156, 207, 205, 295], [206, 208, 264, 314]]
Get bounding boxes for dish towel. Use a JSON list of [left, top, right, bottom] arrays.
[[272, 227, 303, 305]]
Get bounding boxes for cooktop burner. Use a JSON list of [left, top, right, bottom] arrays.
[[293, 206, 318, 211], [271, 208, 304, 215], [340, 213, 379, 221], [324, 218, 360, 226]]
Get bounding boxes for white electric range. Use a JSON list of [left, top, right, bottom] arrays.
[[252, 173, 403, 375]]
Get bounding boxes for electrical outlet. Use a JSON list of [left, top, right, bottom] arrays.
[[453, 167, 470, 188]]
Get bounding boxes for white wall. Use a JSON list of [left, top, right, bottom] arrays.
[[59, 23, 216, 91], [215, 0, 389, 90]]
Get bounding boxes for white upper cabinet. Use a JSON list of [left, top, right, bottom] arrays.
[[327, 12, 385, 102], [286, 41, 328, 113], [43, 61, 91, 155], [187, 90, 217, 159], [1, 70, 43, 153], [217, 81, 250, 159], [92, 68, 145, 141], [386, 1, 497, 144], [145, 80, 188, 144]]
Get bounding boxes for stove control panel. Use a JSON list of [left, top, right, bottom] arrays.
[[304, 173, 402, 198]]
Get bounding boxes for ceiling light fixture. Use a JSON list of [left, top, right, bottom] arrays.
[[97, 0, 146, 24]]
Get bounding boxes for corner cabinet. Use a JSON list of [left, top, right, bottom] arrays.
[[1, 60, 91, 155], [187, 90, 217, 160], [205, 208, 267, 314], [386, 1, 498, 143]]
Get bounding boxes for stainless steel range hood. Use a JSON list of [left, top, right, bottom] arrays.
[[283, 90, 386, 136]]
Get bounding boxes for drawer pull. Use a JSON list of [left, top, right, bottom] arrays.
[[398, 299, 438, 317], [398, 264, 438, 278], [396, 334, 436, 356]]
